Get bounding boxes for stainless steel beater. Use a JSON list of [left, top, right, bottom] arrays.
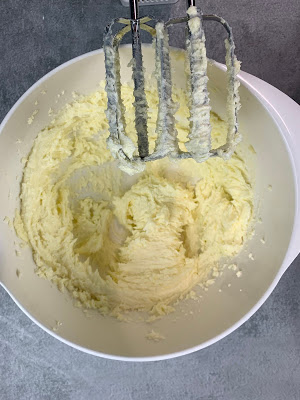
[[103, 0, 241, 174]]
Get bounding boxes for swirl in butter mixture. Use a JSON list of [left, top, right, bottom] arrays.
[[14, 84, 253, 319]]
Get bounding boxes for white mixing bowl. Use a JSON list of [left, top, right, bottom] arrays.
[[0, 46, 300, 361]]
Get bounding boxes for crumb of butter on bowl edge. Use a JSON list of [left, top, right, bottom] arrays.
[[146, 330, 166, 342], [14, 80, 254, 321], [27, 109, 39, 125]]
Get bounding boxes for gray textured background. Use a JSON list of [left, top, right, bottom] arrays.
[[1, 1, 300, 399]]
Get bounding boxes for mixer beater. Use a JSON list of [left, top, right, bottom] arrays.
[[103, 0, 241, 174]]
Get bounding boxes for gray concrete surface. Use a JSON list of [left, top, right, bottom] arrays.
[[0, 0, 299, 399]]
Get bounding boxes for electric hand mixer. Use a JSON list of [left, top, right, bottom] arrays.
[[103, 0, 241, 174]]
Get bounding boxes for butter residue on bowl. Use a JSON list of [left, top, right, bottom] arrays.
[[14, 83, 254, 320]]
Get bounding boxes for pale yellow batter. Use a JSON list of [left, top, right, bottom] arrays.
[[14, 83, 253, 319]]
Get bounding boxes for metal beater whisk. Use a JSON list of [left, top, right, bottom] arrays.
[[103, 0, 241, 174]]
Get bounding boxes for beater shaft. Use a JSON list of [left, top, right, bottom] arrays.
[[130, 0, 149, 158]]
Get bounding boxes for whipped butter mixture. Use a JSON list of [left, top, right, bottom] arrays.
[[15, 83, 254, 319]]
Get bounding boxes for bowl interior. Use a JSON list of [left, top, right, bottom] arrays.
[[0, 46, 295, 359]]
